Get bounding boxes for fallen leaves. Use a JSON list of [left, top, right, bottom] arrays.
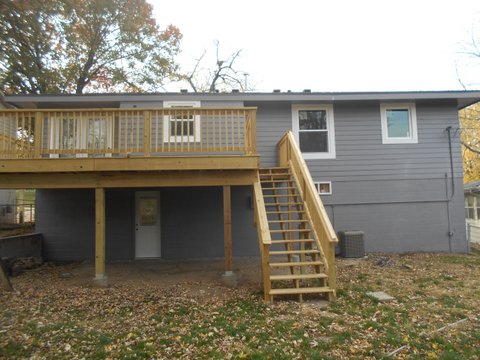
[[0, 253, 479, 359]]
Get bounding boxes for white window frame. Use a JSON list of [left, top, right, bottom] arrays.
[[465, 194, 479, 221], [314, 181, 332, 195], [292, 104, 336, 159], [163, 101, 201, 143], [380, 103, 418, 144]]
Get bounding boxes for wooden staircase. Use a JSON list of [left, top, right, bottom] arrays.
[[257, 167, 335, 302]]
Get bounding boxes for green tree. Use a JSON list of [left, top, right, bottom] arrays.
[[0, 0, 182, 94]]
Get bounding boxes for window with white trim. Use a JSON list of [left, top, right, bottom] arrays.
[[380, 103, 418, 144], [163, 101, 201, 143], [465, 194, 479, 221], [314, 181, 332, 195], [292, 104, 335, 159]]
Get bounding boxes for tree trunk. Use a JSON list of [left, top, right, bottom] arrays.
[[0, 258, 13, 291]]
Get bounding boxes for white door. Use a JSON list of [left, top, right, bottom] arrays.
[[135, 191, 161, 258]]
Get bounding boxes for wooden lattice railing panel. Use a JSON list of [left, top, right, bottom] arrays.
[[0, 108, 257, 159]]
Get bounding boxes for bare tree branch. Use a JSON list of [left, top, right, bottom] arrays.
[[461, 140, 480, 154], [179, 40, 251, 93]]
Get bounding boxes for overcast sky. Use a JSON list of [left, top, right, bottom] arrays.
[[152, 0, 480, 92]]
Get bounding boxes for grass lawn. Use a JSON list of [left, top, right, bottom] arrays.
[[1, 251, 479, 359]]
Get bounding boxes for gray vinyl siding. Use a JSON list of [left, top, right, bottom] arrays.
[[247, 101, 291, 166], [249, 100, 463, 179], [308, 101, 463, 180], [247, 99, 467, 253]]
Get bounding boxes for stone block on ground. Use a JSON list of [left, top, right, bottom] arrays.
[[366, 291, 395, 302]]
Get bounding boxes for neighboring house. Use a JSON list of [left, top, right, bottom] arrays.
[[465, 180, 480, 243], [1, 90, 479, 300]]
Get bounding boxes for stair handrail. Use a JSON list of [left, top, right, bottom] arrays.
[[253, 174, 272, 301], [277, 131, 338, 292]]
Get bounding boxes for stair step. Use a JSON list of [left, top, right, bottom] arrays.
[[260, 168, 290, 172], [270, 287, 333, 295], [260, 179, 294, 183], [271, 239, 315, 244], [270, 273, 327, 281], [269, 250, 319, 255], [266, 210, 305, 214], [259, 172, 292, 176], [262, 186, 297, 191], [263, 194, 299, 198], [270, 229, 310, 233], [264, 202, 303, 206], [259, 167, 289, 171], [270, 261, 323, 267], [268, 219, 308, 223]]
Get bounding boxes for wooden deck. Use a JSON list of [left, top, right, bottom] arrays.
[[0, 107, 259, 188], [0, 106, 338, 301]]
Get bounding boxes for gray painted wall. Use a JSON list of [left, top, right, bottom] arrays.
[[161, 186, 257, 259], [36, 186, 258, 261], [36, 189, 95, 261]]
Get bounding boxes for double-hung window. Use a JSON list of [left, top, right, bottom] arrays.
[[292, 104, 335, 159], [163, 101, 201, 143], [465, 194, 479, 221], [380, 103, 418, 144]]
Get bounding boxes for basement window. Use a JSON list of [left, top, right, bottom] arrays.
[[314, 181, 332, 195], [163, 101, 201, 143]]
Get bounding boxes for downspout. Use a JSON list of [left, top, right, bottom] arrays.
[[446, 126, 455, 199], [444, 173, 453, 253], [445, 126, 456, 253]]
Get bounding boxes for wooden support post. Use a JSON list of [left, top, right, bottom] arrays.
[[94, 188, 107, 286], [262, 244, 272, 302], [223, 185, 232, 273], [327, 242, 337, 301]]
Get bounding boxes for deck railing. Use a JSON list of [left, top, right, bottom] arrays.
[[0, 107, 257, 159], [278, 131, 338, 293]]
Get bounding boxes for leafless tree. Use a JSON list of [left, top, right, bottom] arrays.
[[180, 40, 251, 92]]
